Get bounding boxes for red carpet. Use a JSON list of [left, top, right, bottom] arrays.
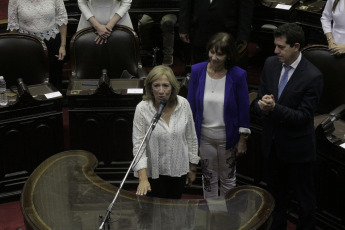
[[0, 0, 9, 20], [0, 201, 26, 230]]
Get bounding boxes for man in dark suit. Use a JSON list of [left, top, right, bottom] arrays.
[[179, 0, 254, 63], [254, 23, 323, 230]]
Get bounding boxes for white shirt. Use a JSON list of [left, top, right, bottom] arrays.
[[132, 96, 200, 179], [202, 73, 226, 128], [7, 0, 68, 40], [321, 0, 345, 45], [77, 0, 133, 31]]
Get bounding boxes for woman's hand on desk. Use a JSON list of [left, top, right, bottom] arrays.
[[136, 180, 151, 196], [136, 169, 151, 196]]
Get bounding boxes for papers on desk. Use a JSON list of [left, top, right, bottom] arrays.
[[45, 91, 63, 99], [276, 4, 292, 10], [340, 142, 345, 149], [127, 88, 143, 94]]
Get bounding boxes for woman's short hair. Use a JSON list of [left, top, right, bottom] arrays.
[[206, 32, 238, 68], [143, 65, 180, 104]]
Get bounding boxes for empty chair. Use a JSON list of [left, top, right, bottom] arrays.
[[69, 25, 146, 79], [302, 44, 345, 114], [0, 33, 48, 88]]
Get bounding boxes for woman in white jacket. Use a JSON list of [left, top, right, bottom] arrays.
[[77, 0, 133, 44], [321, 0, 345, 55]]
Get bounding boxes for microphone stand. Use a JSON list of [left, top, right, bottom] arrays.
[[98, 115, 160, 230]]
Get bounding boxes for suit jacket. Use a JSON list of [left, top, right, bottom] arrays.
[[187, 62, 250, 149], [179, 0, 254, 47], [255, 55, 323, 163]]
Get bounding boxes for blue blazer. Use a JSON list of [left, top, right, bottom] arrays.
[[187, 62, 250, 149]]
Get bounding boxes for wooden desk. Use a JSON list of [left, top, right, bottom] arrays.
[[0, 83, 63, 202], [21, 150, 274, 230], [66, 79, 143, 166]]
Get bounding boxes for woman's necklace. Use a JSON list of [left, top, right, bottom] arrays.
[[210, 78, 218, 93], [208, 68, 226, 93]]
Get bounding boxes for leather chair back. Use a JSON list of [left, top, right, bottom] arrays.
[[70, 25, 143, 79], [0, 33, 48, 88], [302, 44, 345, 114]]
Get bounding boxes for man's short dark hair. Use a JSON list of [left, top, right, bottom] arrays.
[[274, 23, 305, 50]]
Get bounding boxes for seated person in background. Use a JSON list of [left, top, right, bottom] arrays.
[[77, 0, 133, 45], [138, 14, 177, 66], [7, 0, 68, 90], [321, 0, 345, 55], [133, 65, 200, 199], [179, 0, 254, 63]]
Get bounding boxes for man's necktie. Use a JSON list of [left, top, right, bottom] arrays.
[[278, 65, 292, 99]]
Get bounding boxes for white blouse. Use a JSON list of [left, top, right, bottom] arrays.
[[321, 0, 345, 45], [77, 0, 133, 31], [7, 0, 68, 41], [132, 96, 200, 179], [202, 73, 226, 128]]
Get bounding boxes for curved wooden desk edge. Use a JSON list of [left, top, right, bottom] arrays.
[[226, 186, 275, 229], [21, 150, 275, 230], [20, 150, 105, 230]]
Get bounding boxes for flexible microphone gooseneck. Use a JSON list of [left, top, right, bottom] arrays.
[[152, 99, 167, 129], [155, 99, 167, 120]]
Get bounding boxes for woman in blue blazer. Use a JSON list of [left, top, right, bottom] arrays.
[[187, 33, 250, 198]]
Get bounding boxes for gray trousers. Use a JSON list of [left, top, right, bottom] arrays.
[[200, 127, 237, 199], [138, 14, 177, 56]]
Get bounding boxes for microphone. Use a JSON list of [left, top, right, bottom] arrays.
[[329, 104, 345, 122], [155, 99, 167, 121], [17, 78, 29, 96], [152, 99, 167, 130], [99, 69, 110, 86]]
